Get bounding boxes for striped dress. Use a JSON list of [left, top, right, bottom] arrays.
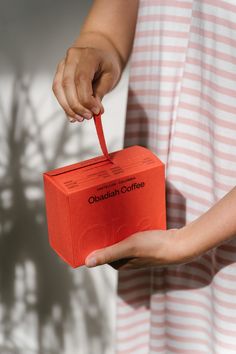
[[116, 1, 236, 353]]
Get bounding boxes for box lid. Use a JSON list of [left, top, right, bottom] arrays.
[[43, 145, 164, 193]]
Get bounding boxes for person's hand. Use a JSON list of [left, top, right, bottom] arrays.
[[52, 46, 122, 123], [84, 228, 202, 270], [84, 186, 236, 270]]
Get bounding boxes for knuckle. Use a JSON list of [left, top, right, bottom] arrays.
[[52, 80, 60, 93], [75, 71, 87, 83], [70, 104, 87, 117], [80, 47, 100, 63], [74, 76, 80, 86], [66, 46, 78, 58], [79, 95, 92, 108], [81, 46, 93, 55], [62, 76, 72, 88], [70, 103, 80, 112]]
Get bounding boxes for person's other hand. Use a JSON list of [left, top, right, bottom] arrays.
[[52, 46, 122, 123], [84, 228, 201, 270]]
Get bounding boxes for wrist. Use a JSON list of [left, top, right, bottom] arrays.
[[163, 225, 205, 265], [161, 228, 193, 265], [175, 225, 201, 263], [176, 219, 218, 264], [74, 31, 125, 74]]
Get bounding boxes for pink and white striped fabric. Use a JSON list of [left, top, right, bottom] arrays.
[[116, 1, 236, 353]]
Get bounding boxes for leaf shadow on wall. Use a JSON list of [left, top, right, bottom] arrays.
[[0, 77, 114, 354]]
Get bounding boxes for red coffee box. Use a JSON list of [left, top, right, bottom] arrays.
[[43, 115, 166, 267]]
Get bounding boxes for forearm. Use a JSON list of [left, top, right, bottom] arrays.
[[180, 186, 236, 260], [74, 0, 139, 71]]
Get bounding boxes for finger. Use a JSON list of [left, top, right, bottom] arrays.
[[75, 55, 102, 115], [53, 60, 83, 121], [94, 95, 104, 114], [93, 72, 115, 101], [63, 50, 93, 118], [85, 237, 137, 268]]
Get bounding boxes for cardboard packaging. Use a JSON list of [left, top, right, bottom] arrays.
[[43, 115, 166, 268]]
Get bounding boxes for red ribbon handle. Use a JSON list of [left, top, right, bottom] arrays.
[[93, 113, 113, 163]]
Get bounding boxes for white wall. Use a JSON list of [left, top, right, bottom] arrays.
[[0, 1, 129, 353]]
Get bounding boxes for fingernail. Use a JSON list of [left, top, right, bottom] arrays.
[[92, 107, 100, 115], [75, 114, 84, 122], [68, 117, 76, 123], [84, 112, 92, 119], [86, 257, 97, 268]]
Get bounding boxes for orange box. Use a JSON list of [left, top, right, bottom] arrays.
[[43, 145, 166, 268]]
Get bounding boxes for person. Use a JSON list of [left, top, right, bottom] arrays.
[[52, 0, 236, 352]]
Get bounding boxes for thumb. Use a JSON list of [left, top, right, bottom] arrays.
[[85, 237, 135, 268], [93, 72, 116, 102], [94, 95, 104, 114]]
